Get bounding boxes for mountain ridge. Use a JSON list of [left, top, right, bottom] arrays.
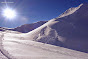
[[23, 3, 88, 53], [0, 21, 47, 33]]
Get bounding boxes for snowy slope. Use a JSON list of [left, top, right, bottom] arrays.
[[23, 3, 88, 53], [1, 31, 88, 59], [0, 3, 88, 59]]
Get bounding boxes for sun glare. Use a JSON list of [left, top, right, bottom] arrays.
[[2, 8, 16, 19]]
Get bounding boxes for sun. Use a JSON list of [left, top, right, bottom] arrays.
[[2, 8, 16, 19]]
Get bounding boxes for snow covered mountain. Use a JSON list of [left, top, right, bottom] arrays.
[[11, 21, 47, 33], [0, 21, 47, 33], [0, 3, 88, 59], [23, 3, 88, 53]]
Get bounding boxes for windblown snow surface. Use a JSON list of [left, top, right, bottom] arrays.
[[2, 31, 88, 59], [0, 3, 88, 59], [22, 3, 88, 53]]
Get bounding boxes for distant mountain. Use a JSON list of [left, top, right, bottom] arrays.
[[0, 21, 47, 33], [24, 3, 88, 53], [11, 21, 47, 33]]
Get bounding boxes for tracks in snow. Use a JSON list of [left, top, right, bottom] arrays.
[[0, 33, 14, 59]]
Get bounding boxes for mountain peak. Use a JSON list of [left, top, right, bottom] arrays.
[[81, 3, 88, 6], [58, 3, 88, 18], [24, 3, 88, 53]]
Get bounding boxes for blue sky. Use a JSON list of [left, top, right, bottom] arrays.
[[0, 0, 88, 28]]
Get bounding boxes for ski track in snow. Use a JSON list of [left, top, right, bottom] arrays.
[[0, 33, 13, 59], [0, 32, 17, 59]]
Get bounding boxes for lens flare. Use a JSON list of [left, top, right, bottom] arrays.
[[2, 8, 16, 19]]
